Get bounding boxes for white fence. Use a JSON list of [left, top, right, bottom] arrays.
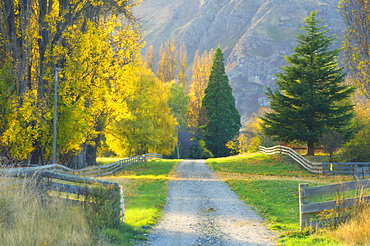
[[259, 145, 322, 174]]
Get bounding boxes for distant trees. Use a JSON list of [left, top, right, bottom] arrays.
[[178, 42, 188, 87], [157, 39, 178, 83], [339, 0, 370, 98], [142, 42, 242, 158], [261, 11, 354, 156], [202, 47, 241, 157], [145, 45, 155, 73]]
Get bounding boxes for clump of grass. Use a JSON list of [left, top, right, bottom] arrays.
[[0, 176, 98, 246], [330, 203, 370, 245]]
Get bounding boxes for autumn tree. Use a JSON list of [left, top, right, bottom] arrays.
[[202, 47, 241, 157], [0, 0, 143, 166], [187, 49, 214, 129], [339, 0, 370, 98], [261, 11, 354, 156], [145, 45, 155, 73], [105, 65, 178, 156], [157, 38, 178, 83], [178, 42, 188, 86]]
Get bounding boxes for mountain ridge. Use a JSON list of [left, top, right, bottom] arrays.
[[134, 0, 344, 125]]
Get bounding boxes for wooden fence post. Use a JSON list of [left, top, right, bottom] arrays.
[[299, 183, 309, 230], [119, 184, 124, 223]]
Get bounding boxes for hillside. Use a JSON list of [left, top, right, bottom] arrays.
[[134, 0, 344, 125]]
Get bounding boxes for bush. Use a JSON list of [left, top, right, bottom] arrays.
[[87, 184, 122, 229], [339, 122, 370, 162], [188, 139, 213, 159]]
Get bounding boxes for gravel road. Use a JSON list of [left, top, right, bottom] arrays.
[[140, 159, 276, 246]]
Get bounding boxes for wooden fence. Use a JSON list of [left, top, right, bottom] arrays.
[[299, 179, 370, 230], [259, 145, 322, 174], [322, 162, 370, 180], [260, 145, 370, 230], [2, 153, 162, 177], [0, 153, 162, 224]]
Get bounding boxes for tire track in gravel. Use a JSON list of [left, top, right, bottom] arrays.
[[139, 159, 276, 246]]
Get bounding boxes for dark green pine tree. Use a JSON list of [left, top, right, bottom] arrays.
[[261, 11, 354, 156], [202, 47, 241, 157]]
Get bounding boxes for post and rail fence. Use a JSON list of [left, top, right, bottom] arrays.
[[260, 145, 370, 230], [0, 153, 162, 223], [299, 180, 370, 230], [259, 145, 323, 174]]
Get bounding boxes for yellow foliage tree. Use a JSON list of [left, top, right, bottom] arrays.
[[187, 49, 214, 129], [145, 45, 155, 73], [178, 42, 188, 86], [339, 0, 370, 98], [105, 65, 178, 157], [0, 0, 143, 166], [157, 38, 178, 83]]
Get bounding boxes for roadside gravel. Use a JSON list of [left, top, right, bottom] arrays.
[[139, 159, 276, 246]]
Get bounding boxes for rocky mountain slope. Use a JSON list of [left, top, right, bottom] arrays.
[[134, 0, 344, 125]]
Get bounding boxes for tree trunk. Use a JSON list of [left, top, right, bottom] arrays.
[[307, 141, 315, 156]]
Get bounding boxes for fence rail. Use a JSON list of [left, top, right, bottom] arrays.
[[260, 145, 370, 230], [322, 162, 370, 179], [0, 153, 162, 223], [299, 179, 370, 230], [259, 145, 322, 174], [1, 153, 162, 177]]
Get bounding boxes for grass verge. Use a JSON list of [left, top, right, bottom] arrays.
[[99, 159, 179, 245], [207, 153, 354, 246]]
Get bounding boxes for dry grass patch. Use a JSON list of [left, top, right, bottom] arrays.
[[330, 204, 370, 245], [0, 176, 101, 246]]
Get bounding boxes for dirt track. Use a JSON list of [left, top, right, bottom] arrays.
[[140, 159, 276, 246]]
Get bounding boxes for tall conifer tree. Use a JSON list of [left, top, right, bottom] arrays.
[[202, 47, 241, 157], [261, 11, 354, 155]]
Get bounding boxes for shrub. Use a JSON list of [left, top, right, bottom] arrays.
[[188, 139, 213, 159], [339, 122, 370, 162]]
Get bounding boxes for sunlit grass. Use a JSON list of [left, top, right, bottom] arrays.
[[208, 153, 315, 177], [96, 157, 125, 166], [99, 159, 178, 245]]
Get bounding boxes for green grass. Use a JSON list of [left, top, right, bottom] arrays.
[[207, 153, 350, 245], [208, 153, 315, 177], [96, 157, 124, 166], [99, 159, 178, 245]]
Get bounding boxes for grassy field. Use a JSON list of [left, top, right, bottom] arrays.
[[99, 158, 179, 245], [207, 153, 358, 246]]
